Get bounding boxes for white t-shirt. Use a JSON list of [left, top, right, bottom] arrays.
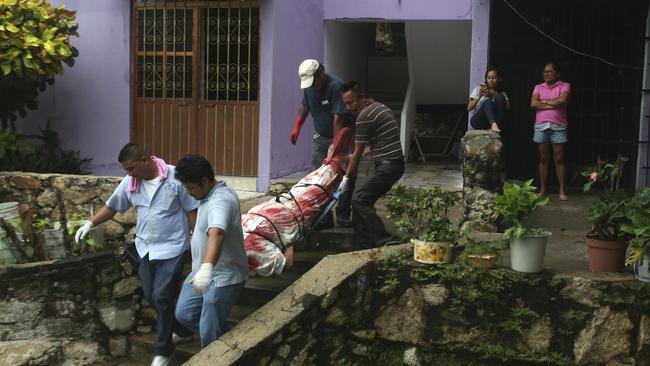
[[469, 85, 509, 119], [142, 176, 160, 202]]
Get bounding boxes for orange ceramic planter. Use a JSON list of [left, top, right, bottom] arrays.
[[586, 237, 628, 272]]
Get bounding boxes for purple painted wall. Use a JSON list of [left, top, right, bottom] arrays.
[[324, 0, 472, 20], [15, 0, 131, 176], [468, 0, 491, 129], [257, 0, 325, 192]]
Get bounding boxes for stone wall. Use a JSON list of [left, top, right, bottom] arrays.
[[461, 130, 505, 232], [0, 172, 135, 247], [189, 246, 650, 366], [0, 252, 144, 365]]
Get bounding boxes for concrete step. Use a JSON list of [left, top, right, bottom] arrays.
[[128, 333, 198, 366], [306, 227, 360, 250], [120, 257, 315, 365]]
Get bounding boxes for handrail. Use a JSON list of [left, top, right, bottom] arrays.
[[400, 79, 416, 162]]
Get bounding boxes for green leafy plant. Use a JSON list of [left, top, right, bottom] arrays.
[[491, 179, 549, 241], [0, 121, 91, 173], [66, 213, 95, 255], [0, 0, 78, 128], [385, 184, 459, 243], [581, 154, 631, 241], [32, 215, 51, 238], [586, 190, 630, 240], [463, 240, 507, 256], [0, 128, 34, 159], [622, 188, 650, 265], [581, 154, 628, 193]]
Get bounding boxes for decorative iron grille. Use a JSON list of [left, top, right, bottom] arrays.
[[135, 2, 259, 101], [136, 8, 194, 98], [200, 6, 259, 101]]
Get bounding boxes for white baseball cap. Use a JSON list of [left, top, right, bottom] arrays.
[[298, 59, 320, 89]]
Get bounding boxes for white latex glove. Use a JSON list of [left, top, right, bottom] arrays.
[[337, 176, 350, 194], [75, 220, 93, 244], [188, 263, 213, 292]]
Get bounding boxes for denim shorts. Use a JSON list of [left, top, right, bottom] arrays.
[[533, 128, 567, 144]]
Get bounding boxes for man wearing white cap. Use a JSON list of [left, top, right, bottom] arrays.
[[291, 59, 356, 228]]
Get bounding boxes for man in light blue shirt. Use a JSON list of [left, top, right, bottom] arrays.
[[75, 143, 198, 366], [173, 154, 248, 349]]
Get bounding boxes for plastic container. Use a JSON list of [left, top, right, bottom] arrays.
[[634, 255, 650, 282], [510, 232, 550, 273], [43, 228, 66, 260]]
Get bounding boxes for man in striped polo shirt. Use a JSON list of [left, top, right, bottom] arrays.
[[338, 81, 405, 248]]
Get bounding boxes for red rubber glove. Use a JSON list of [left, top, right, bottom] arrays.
[[290, 115, 305, 145]]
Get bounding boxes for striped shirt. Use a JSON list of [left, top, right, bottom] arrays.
[[355, 99, 403, 161]]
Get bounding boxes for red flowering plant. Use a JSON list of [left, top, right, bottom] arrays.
[[581, 155, 628, 193], [581, 155, 631, 240]]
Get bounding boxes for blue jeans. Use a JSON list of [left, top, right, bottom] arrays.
[[175, 275, 245, 348], [138, 252, 187, 357], [470, 92, 507, 130], [311, 135, 332, 170]]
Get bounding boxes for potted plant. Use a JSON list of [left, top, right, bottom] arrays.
[[581, 154, 630, 272], [385, 184, 459, 264], [463, 240, 507, 269], [584, 191, 630, 272], [622, 188, 650, 282], [491, 179, 550, 273]]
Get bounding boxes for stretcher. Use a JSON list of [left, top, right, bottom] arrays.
[[242, 128, 353, 277]]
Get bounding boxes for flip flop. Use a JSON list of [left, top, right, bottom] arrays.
[[559, 194, 568, 201]]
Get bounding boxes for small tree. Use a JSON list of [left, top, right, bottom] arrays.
[[0, 0, 78, 129]]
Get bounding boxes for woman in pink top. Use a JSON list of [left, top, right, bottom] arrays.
[[530, 62, 571, 201]]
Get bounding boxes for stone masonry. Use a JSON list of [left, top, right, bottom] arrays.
[[187, 246, 650, 366], [461, 130, 505, 232], [0, 252, 143, 365], [0, 172, 135, 247]]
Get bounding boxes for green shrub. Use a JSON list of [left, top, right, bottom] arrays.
[[0, 0, 78, 127], [0, 122, 91, 174], [385, 184, 459, 242], [491, 179, 548, 240], [622, 188, 650, 265]]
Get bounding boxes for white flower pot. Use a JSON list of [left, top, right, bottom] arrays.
[[634, 255, 650, 282], [509, 232, 551, 273]]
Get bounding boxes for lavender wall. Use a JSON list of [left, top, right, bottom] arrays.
[[257, 0, 325, 192], [468, 0, 491, 128], [324, 0, 473, 20], [15, 0, 131, 176]]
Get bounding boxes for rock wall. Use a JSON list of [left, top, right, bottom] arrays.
[[0, 252, 143, 365], [190, 246, 650, 366], [0, 172, 135, 246], [461, 130, 505, 232]]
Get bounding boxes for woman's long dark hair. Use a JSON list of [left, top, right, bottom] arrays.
[[484, 67, 504, 92]]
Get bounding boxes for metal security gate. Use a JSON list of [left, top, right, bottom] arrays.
[[132, 0, 259, 176]]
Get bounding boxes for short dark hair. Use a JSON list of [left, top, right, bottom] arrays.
[[118, 143, 148, 163], [175, 154, 215, 184], [341, 81, 363, 98], [545, 62, 561, 75]]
